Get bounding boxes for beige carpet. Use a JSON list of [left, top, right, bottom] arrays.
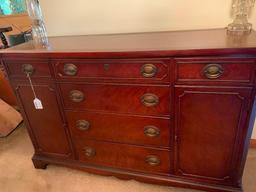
[[0, 123, 255, 192]]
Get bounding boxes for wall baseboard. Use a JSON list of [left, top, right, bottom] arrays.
[[250, 139, 256, 148]]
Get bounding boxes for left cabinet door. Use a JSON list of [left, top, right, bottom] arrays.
[[14, 83, 72, 158]]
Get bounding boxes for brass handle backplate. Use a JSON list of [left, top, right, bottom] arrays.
[[141, 93, 159, 107], [203, 64, 224, 79], [64, 63, 78, 76], [69, 90, 85, 102], [145, 155, 161, 166], [141, 64, 157, 78], [144, 126, 160, 137], [83, 147, 96, 157], [22, 64, 34, 75], [76, 120, 90, 131]]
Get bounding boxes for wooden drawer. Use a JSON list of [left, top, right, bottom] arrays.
[[53, 59, 169, 83], [75, 139, 172, 175], [3, 59, 51, 78], [66, 111, 171, 147], [60, 84, 170, 116], [176, 58, 255, 84]]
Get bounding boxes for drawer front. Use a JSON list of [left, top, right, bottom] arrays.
[[60, 84, 170, 116], [75, 139, 171, 175], [66, 111, 171, 147], [54, 59, 169, 83], [176, 58, 255, 84], [3, 59, 51, 78]]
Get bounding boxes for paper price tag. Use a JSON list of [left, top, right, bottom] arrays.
[[33, 98, 43, 110]]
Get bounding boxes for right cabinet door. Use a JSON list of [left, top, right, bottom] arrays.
[[175, 87, 252, 184]]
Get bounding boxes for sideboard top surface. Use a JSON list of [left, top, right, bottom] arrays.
[[1, 28, 256, 58]]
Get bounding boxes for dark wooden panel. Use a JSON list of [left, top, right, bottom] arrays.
[[175, 87, 252, 183], [60, 83, 171, 116], [75, 139, 172, 175], [66, 111, 171, 147], [15, 83, 71, 157], [176, 58, 255, 85], [4, 59, 51, 78], [54, 59, 169, 83]]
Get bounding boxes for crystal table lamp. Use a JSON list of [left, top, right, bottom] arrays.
[[227, 0, 255, 34], [26, 0, 48, 47]]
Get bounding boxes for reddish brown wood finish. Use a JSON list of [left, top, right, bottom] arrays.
[[13, 82, 72, 157], [2, 29, 256, 56], [60, 83, 170, 116], [176, 58, 255, 85], [32, 154, 242, 192], [3, 58, 51, 78], [1, 29, 256, 192], [66, 111, 171, 147], [54, 59, 170, 83], [75, 139, 172, 175], [175, 87, 252, 186]]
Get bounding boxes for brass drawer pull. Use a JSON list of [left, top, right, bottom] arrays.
[[203, 64, 224, 79], [22, 64, 34, 75], [69, 90, 85, 102], [76, 120, 90, 131], [141, 64, 157, 78], [145, 155, 161, 166], [141, 93, 159, 107], [83, 147, 96, 157], [64, 63, 78, 76], [144, 126, 160, 137]]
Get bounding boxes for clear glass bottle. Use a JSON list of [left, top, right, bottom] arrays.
[[227, 0, 256, 34], [25, 0, 48, 46]]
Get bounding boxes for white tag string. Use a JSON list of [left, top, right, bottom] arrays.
[[27, 73, 37, 99], [26, 73, 43, 110]]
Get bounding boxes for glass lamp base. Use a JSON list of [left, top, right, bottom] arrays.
[[227, 15, 253, 35], [227, 22, 252, 35]]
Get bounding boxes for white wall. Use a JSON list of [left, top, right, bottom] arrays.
[[39, 0, 256, 139], [40, 0, 256, 36]]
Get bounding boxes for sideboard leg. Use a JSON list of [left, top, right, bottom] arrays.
[[32, 156, 48, 169]]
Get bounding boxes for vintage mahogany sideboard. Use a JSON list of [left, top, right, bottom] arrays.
[[1, 29, 256, 192]]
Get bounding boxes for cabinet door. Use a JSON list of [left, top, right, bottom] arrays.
[[15, 83, 72, 158], [175, 87, 252, 183]]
